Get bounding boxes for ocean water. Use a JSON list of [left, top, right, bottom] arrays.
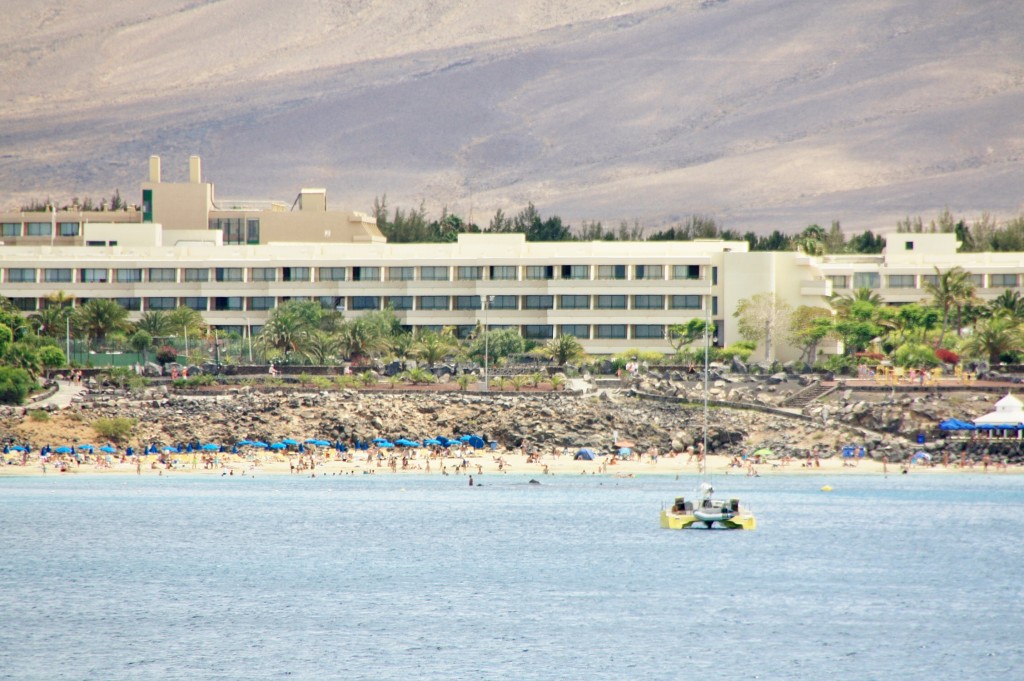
[[1, 472, 1021, 681]]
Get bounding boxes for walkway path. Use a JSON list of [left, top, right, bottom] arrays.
[[31, 380, 87, 409]]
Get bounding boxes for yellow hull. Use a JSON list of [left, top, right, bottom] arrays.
[[660, 509, 756, 531]]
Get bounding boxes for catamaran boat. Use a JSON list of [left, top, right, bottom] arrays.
[[660, 482, 756, 530], [659, 306, 757, 531]]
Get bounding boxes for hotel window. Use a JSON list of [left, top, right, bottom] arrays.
[[44, 268, 72, 283], [991, 273, 1019, 288], [318, 296, 343, 310], [672, 264, 701, 280], [457, 266, 483, 281], [522, 325, 554, 340], [455, 325, 476, 339], [80, 268, 109, 283], [524, 295, 554, 310], [351, 296, 380, 310], [183, 297, 208, 311], [114, 297, 141, 311], [146, 297, 175, 310], [386, 296, 413, 311], [597, 264, 627, 280], [210, 218, 243, 244], [827, 275, 848, 289], [389, 267, 414, 281], [249, 297, 276, 311], [353, 267, 380, 282], [634, 265, 663, 280], [489, 265, 517, 281], [712, 296, 718, 316], [559, 294, 590, 310], [633, 294, 664, 310], [1, 223, 20, 237], [184, 268, 210, 282], [26, 222, 51, 236], [318, 267, 347, 282], [283, 267, 310, 282], [420, 266, 449, 281], [595, 324, 627, 339], [560, 324, 590, 339], [596, 294, 626, 309], [11, 298, 37, 311], [489, 295, 517, 310], [418, 296, 450, 311], [968, 274, 985, 288], [852, 272, 880, 289], [58, 222, 80, 237], [214, 297, 243, 311], [215, 267, 243, 283], [149, 268, 176, 282], [8, 268, 36, 283], [888, 275, 916, 289], [670, 295, 701, 310], [561, 265, 589, 280], [115, 269, 142, 283], [455, 295, 481, 311], [633, 324, 665, 339], [251, 267, 277, 282], [247, 219, 260, 244], [525, 265, 554, 280]]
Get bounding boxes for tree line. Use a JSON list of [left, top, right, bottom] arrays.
[[733, 266, 1024, 372], [372, 200, 1024, 254]]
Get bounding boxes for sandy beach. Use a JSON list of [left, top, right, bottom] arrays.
[[2, 449, 1015, 479]]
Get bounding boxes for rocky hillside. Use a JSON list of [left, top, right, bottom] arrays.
[[3, 0, 1022, 231]]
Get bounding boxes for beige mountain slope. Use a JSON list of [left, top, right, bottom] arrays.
[[2, 0, 1022, 233]]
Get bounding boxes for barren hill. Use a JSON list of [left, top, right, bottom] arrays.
[[2, 0, 1023, 233]]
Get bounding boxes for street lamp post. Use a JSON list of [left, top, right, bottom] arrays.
[[483, 295, 494, 391], [244, 317, 253, 363], [66, 316, 71, 367]]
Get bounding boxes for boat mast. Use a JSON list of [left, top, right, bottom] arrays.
[[703, 298, 709, 477]]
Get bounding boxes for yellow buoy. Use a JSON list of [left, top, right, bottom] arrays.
[[821, 485, 833, 492]]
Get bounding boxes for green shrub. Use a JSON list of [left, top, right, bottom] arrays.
[[38, 346, 67, 368], [92, 417, 137, 444], [0, 366, 33, 405], [311, 376, 333, 390], [893, 343, 939, 368], [29, 409, 50, 422]]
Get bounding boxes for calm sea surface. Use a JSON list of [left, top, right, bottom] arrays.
[[1, 472, 1021, 680]]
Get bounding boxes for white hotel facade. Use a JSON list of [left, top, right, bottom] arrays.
[[1, 157, 1021, 361]]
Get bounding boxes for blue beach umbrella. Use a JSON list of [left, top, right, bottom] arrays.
[[100, 445, 118, 454], [252, 441, 269, 448], [378, 442, 395, 449], [201, 443, 220, 451], [162, 446, 179, 453], [270, 442, 287, 450], [236, 440, 254, 446], [282, 438, 300, 446], [424, 439, 442, 446], [372, 437, 390, 444], [9, 445, 26, 452], [78, 444, 94, 452], [54, 446, 73, 454]]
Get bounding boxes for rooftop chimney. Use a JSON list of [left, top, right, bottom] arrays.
[[189, 155, 202, 183], [149, 155, 161, 183]]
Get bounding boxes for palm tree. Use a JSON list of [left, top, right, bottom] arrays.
[[297, 330, 343, 364], [538, 334, 586, 365], [830, 288, 884, 316], [73, 299, 129, 349], [136, 310, 173, 337], [256, 311, 307, 360], [29, 305, 72, 340], [988, 290, 1024, 320], [338, 318, 389, 362], [412, 331, 457, 366], [923, 266, 973, 347], [963, 315, 1022, 364]]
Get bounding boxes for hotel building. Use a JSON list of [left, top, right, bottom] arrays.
[[1, 156, 1020, 361]]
